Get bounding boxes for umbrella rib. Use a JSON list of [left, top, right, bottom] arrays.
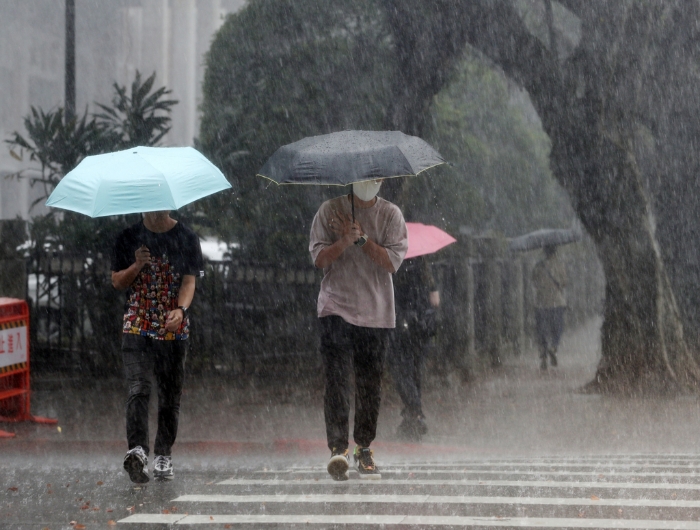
[[256, 171, 442, 186]]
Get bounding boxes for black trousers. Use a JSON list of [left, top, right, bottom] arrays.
[[535, 307, 565, 357], [122, 334, 188, 456], [319, 316, 388, 451], [388, 328, 426, 419]]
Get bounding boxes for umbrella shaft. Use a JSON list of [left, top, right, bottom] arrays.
[[351, 183, 355, 223]]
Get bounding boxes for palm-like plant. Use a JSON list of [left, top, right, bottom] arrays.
[[6, 71, 177, 211], [94, 71, 177, 149]]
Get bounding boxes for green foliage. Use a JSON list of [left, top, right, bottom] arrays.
[[403, 53, 573, 236], [6, 71, 176, 254], [198, 0, 572, 261], [8, 107, 111, 210], [94, 71, 178, 149], [198, 0, 394, 264]]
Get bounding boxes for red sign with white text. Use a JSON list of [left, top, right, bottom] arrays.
[[0, 325, 28, 369]]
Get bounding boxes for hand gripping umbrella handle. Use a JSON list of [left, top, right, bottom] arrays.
[[351, 183, 355, 223]]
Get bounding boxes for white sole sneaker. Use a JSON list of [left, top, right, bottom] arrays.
[[327, 453, 349, 481], [124, 452, 149, 484]]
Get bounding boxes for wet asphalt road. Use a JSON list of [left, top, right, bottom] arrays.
[[7, 453, 700, 528], [5, 319, 700, 528]]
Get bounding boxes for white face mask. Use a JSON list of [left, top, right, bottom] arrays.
[[353, 180, 382, 202]]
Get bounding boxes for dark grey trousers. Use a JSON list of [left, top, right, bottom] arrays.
[[535, 307, 565, 357], [121, 334, 188, 456], [388, 328, 426, 419], [319, 316, 388, 452]]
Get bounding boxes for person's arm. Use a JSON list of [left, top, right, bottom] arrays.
[[314, 210, 361, 268], [112, 245, 150, 291], [314, 213, 396, 273], [421, 258, 439, 306], [359, 238, 396, 273], [314, 231, 358, 268], [165, 274, 196, 331]]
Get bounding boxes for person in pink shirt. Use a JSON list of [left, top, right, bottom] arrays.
[[309, 179, 408, 480]]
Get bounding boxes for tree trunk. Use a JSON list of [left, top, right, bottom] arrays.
[[381, 0, 700, 392], [381, 0, 471, 203], [463, 0, 700, 392]]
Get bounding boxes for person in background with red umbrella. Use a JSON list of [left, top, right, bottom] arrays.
[[387, 222, 455, 442], [389, 255, 440, 441]]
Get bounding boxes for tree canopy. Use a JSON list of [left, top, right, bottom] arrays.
[[199, 0, 700, 394], [198, 0, 570, 265]]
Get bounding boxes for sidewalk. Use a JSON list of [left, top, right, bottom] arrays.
[[4, 317, 700, 457]]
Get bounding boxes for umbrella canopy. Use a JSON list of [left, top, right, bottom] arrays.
[[405, 222, 457, 260], [508, 228, 582, 252], [45, 146, 231, 217], [257, 130, 445, 186]]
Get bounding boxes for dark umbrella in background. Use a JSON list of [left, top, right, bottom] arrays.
[[257, 130, 445, 220], [508, 227, 582, 252]]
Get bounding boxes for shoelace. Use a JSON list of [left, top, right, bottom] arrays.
[[154, 456, 170, 469], [358, 449, 375, 470]]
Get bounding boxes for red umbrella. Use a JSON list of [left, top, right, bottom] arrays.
[[405, 222, 457, 259]]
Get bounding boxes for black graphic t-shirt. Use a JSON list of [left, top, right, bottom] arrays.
[[111, 221, 203, 340]]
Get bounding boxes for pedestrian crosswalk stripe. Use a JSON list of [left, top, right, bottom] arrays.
[[272, 462, 700, 471], [118, 457, 700, 527], [257, 468, 700, 478], [117, 513, 700, 528], [218, 478, 700, 489], [174, 493, 700, 508]]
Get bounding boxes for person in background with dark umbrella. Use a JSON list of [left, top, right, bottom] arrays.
[[309, 179, 408, 480], [531, 244, 568, 370], [111, 210, 203, 483], [389, 255, 440, 441]]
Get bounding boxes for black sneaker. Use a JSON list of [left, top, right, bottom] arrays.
[[353, 446, 381, 479], [327, 448, 349, 481], [549, 350, 558, 367], [540, 357, 548, 371], [124, 446, 149, 484], [153, 455, 174, 481], [397, 416, 428, 442]]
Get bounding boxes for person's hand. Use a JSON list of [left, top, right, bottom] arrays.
[[327, 211, 362, 244], [165, 308, 184, 332], [135, 245, 151, 268], [429, 291, 440, 308]]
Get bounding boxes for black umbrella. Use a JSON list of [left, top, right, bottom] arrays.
[[508, 228, 582, 252], [257, 130, 445, 220]]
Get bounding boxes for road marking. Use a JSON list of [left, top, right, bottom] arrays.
[[256, 468, 700, 478], [267, 462, 700, 471], [218, 478, 700, 489], [174, 493, 700, 508], [119, 513, 187, 524], [118, 514, 700, 528]]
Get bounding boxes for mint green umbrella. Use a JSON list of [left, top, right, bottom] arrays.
[[45, 146, 231, 217]]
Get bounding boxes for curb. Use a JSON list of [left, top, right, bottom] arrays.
[[0, 438, 485, 457]]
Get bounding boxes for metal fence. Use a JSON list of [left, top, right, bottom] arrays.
[[25, 237, 605, 377], [25, 252, 324, 376]]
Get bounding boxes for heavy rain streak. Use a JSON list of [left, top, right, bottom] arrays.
[[4, 1, 700, 529]]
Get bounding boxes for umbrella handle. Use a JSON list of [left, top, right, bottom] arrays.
[[351, 183, 355, 223]]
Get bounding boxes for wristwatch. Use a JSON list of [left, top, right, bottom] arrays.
[[354, 235, 368, 247], [178, 306, 189, 318]]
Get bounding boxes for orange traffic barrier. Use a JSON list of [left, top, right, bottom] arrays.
[[0, 298, 56, 438]]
